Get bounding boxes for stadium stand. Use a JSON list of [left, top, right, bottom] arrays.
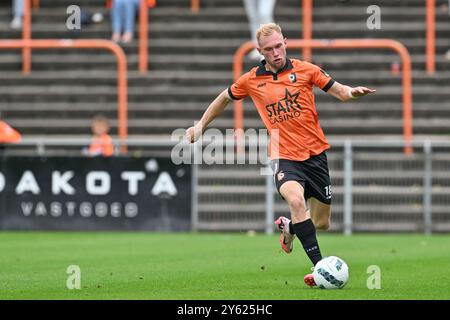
[[0, 0, 449, 231]]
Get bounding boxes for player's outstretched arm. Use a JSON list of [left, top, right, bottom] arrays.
[[327, 81, 376, 102], [185, 89, 232, 143]]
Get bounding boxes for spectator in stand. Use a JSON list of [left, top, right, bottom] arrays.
[[108, 0, 156, 43], [243, 0, 277, 61], [10, 0, 24, 30], [84, 115, 114, 157]]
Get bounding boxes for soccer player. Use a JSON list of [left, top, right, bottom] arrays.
[[185, 23, 375, 286]]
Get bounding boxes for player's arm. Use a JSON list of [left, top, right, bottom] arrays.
[[327, 81, 376, 102], [185, 89, 232, 143]]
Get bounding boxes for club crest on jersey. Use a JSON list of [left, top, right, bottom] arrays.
[[289, 73, 297, 83], [277, 170, 285, 181]]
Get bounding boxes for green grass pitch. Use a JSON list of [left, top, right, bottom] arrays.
[[0, 232, 449, 300]]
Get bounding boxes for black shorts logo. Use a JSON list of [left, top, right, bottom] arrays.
[[277, 170, 285, 181]]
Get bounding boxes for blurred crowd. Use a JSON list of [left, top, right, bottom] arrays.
[[9, 0, 156, 44]]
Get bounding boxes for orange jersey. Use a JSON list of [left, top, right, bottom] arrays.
[[228, 58, 335, 161], [88, 134, 114, 157], [0, 120, 22, 144]]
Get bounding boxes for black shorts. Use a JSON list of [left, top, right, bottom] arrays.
[[271, 152, 332, 204]]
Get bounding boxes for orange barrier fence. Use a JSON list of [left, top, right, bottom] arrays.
[[302, 0, 312, 62], [301, 0, 436, 74], [24, 0, 435, 74], [426, 0, 435, 74], [191, 0, 200, 13], [23, 0, 149, 74], [2, 39, 129, 154], [233, 39, 413, 154], [22, 0, 31, 74], [139, 0, 149, 73]]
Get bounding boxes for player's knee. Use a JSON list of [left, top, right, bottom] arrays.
[[286, 196, 306, 212], [286, 196, 308, 222], [315, 219, 330, 230]]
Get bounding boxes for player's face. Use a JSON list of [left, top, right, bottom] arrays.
[[257, 32, 287, 71]]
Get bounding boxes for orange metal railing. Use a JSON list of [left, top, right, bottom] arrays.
[[302, 0, 436, 74], [3, 39, 129, 154], [426, 0, 435, 74], [302, 0, 312, 62], [139, 0, 149, 73], [22, 0, 32, 74], [233, 39, 413, 154], [191, 0, 200, 13], [23, 0, 149, 74]]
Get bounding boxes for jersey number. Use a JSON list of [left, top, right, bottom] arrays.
[[324, 185, 332, 197]]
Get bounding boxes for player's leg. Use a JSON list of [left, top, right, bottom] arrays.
[[279, 181, 310, 223], [308, 197, 331, 230], [275, 152, 332, 236], [274, 180, 307, 253], [282, 198, 331, 231], [279, 181, 323, 267], [276, 198, 330, 248], [301, 198, 331, 286], [304, 152, 333, 230]]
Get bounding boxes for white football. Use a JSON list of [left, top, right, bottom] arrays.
[[313, 256, 349, 289]]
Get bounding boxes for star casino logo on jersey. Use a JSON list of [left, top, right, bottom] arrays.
[[265, 88, 302, 124]]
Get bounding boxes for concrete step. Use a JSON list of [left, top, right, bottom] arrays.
[[200, 173, 450, 187], [197, 185, 449, 198], [0, 0, 433, 9], [3, 101, 450, 118], [4, 119, 449, 136], [4, 19, 449, 33], [1, 4, 446, 22], [0, 0, 449, 161], [0, 83, 448, 98], [2, 69, 450, 88], [1, 52, 449, 72]]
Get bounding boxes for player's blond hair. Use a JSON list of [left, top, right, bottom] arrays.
[[256, 23, 283, 46]]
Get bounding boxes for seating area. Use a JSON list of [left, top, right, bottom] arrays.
[[0, 0, 449, 138], [1, 0, 449, 231]]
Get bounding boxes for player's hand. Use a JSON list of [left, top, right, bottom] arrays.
[[350, 87, 376, 98], [185, 124, 203, 143]]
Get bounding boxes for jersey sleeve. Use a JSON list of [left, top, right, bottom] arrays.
[[228, 72, 250, 100], [309, 63, 335, 92]]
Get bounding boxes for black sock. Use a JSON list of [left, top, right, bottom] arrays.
[[292, 219, 322, 266], [288, 222, 294, 234]]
